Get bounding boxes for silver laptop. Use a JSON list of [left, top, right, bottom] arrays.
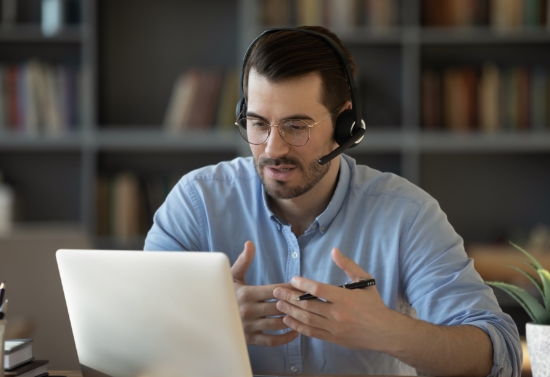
[[56, 249, 253, 377]]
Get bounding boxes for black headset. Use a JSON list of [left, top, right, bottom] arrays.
[[235, 28, 366, 165]]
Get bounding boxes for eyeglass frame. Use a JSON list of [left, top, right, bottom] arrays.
[[235, 107, 340, 147]]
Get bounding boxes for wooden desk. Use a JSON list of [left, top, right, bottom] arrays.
[[50, 373, 407, 377], [50, 341, 533, 377]]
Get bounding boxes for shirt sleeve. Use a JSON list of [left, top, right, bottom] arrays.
[[144, 177, 205, 252], [399, 198, 522, 377]]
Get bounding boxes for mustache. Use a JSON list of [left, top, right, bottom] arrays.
[[258, 157, 303, 170]]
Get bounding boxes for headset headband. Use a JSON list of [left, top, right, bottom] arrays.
[[238, 28, 362, 129]]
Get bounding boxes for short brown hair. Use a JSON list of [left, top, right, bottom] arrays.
[[243, 26, 356, 125]]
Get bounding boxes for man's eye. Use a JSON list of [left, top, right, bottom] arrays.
[[284, 122, 307, 131], [250, 121, 268, 128]]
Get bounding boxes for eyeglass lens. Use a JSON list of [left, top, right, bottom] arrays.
[[237, 118, 310, 146]]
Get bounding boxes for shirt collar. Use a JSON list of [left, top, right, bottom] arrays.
[[261, 180, 286, 228], [315, 155, 351, 235], [260, 156, 352, 234]]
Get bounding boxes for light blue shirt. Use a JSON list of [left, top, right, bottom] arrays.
[[145, 154, 522, 376]]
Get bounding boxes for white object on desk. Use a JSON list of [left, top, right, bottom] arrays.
[[0, 184, 13, 236], [0, 320, 7, 377]]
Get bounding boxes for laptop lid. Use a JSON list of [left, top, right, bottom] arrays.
[[56, 249, 253, 377]]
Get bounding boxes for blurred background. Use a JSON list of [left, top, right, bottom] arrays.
[[0, 0, 549, 370]]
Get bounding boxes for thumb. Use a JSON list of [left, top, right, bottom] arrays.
[[231, 240, 256, 284], [331, 248, 371, 282]]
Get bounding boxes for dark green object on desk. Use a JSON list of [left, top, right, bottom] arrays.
[[485, 241, 550, 325]]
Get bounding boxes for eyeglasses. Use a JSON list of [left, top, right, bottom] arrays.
[[235, 109, 338, 147]]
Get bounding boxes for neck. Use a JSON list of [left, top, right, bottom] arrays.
[[269, 156, 340, 237]]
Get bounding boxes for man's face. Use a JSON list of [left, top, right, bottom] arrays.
[[246, 69, 338, 200]]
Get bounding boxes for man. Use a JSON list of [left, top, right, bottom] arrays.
[[145, 26, 521, 376]]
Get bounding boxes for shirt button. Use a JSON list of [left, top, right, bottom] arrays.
[[321, 225, 327, 232], [290, 365, 298, 373], [292, 251, 298, 259]]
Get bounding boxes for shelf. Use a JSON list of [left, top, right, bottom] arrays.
[[0, 131, 85, 150], [338, 27, 403, 45], [356, 130, 550, 153], [411, 131, 550, 153], [0, 25, 83, 43], [96, 128, 242, 151], [467, 244, 550, 286], [420, 27, 550, 45], [1, 129, 550, 153], [331, 27, 550, 46]]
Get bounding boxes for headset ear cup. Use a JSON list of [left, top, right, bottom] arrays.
[[235, 98, 247, 128], [236, 98, 245, 117], [334, 110, 356, 146]]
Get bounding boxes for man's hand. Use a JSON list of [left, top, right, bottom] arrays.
[[231, 240, 299, 346], [273, 247, 396, 351], [273, 248, 494, 376]]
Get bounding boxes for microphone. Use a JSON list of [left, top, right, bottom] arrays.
[[318, 127, 366, 165]]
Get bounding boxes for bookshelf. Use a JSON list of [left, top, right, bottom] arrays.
[[0, 0, 548, 255]]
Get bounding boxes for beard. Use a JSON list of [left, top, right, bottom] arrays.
[[254, 153, 331, 200]]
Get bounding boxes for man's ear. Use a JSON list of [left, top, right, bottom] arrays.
[[339, 100, 352, 114]]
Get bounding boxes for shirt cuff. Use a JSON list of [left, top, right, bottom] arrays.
[[466, 321, 522, 377]]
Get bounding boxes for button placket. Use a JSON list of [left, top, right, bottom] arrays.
[[281, 226, 302, 374]]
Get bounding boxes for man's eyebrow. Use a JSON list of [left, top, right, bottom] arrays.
[[246, 111, 315, 122]]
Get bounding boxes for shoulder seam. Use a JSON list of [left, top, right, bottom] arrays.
[[182, 178, 207, 248], [350, 181, 432, 207]]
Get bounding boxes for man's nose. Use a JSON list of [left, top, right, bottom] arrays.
[[264, 126, 290, 158]]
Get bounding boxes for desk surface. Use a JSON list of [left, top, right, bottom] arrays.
[[50, 372, 411, 377]]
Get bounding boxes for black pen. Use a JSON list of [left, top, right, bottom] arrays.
[[0, 299, 8, 319], [295, 278, 376, 301], [0, 281, 5, 304]]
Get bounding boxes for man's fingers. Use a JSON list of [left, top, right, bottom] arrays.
[[242, 317, 291, 333], [288, 276, 340, 303], [236, 283, 294, 303], [246, 330, 299, 347], [231, 241, 256, 283], [331, 247, 372, 282], [239, 301, 287, 320]]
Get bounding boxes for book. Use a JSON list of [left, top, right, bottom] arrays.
[[163, 69, 201, 131], [0, 66, 7, 131], [0, 60, 81, 135], [422, 69, 442, 129], [503, 67, 518, 130], [215, 68, 239, 129], [366, 0, 398, 31], [5, 360, 48, 377], [444, 68, 476, 132], [112, 172, 140, 240], [516, 66, 530, 130], [325, 0, 357, 32], [163, 70, 196, 131], [188, 70, 222, 128], [4, 339, 34, 371], [422, 0, 487, 27], [261, 0, 291, 26], [478, 63, 500, 132], [425, 63, 549, 132], [530, 66, 547, 131], [296, 0, 322, 26]]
